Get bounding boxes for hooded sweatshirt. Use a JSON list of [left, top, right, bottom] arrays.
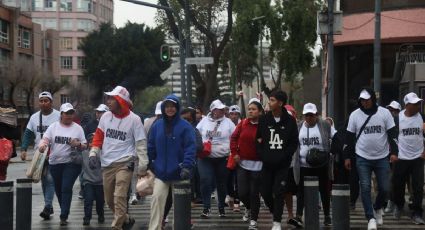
[[196, 112, 236, 158], [256, 106, 299, 169], [148, 94, 196, 181], [91, 95, 146, 167], [230, 118, 260, 161]]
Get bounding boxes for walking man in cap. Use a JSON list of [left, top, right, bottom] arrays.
[[392, 92, 425, 224], [88, 86, 148, 230], [21, 91, 60, 220], [344, 87, 398, 230]]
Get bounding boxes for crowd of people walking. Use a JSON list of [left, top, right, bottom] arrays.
[[0, 85, 424, 230]]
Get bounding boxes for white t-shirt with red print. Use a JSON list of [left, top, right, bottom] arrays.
[[97, 111, 146, 167]]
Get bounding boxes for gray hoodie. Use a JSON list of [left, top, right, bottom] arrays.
[[81, 150, 102, 186]]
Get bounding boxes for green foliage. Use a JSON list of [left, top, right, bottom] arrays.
[[80, 22, 170, 103], [132, 86, 171, 115]]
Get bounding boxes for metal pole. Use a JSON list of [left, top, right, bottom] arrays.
[[374, 0, 381, 104], [183, 0, 192, 106], [332, 184, 350, 229], [0, 181, 14, 230], [173, 180, 191, 230], [327, 0, 335, 118], [16, 178, 32, 230], [259, 31, 264, 93], [230, 41, 236, 105], [304, 176, 319, 230]]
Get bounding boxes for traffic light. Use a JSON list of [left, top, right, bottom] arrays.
[[160, 45, 171, 62]]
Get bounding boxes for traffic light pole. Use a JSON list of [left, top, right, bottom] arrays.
[[120, 0, 187, 104]]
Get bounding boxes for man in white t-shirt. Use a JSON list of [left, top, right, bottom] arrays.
[[88, 86, 148, 230], [392, 92, 425, 224], [20, 91, 60, 220], [344, 87, 398, 230]]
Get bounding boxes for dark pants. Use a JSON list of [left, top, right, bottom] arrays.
[[227, 169, 239, 203], [296, 166, 331, 217], [260, 165, 288, 222], [191, 160, 202, 201], [237, 167, 261, 221], [392, 157, 424, 216], [198, 157, 228, 209], [83, 183, 105, 220], [164, 187, 173, 219], [0, 160, 9, 181], [49, 163, 82, 220], [350, 158, 360, 205]]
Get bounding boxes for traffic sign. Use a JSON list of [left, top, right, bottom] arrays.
[[185, 57, 214, 65]]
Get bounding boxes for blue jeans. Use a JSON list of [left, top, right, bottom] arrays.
[[41, 164, 55, 209], [83, 183, 104, 220], [356, 155, 390, 220], [49, 163, 82, 220], [198, 157, 228, 210]]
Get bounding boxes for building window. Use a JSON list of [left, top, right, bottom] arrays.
[[32, 0, 43, 11], [77, 0, 92, 12], [44, 0, 57, 10], [17, 27, 31, 49], [60, 19, 73, 31], [0, 49, 9, 66], [45, 18, 57, 29], [0, 20, 9, 44], [60, 94, 71, 104], [77, 57, 85, 69], [60, 56, 73, 69], [77, 19, 94, 32], [59, 37, 72, 50], [77, 37, 84, 49], [60, 0, 72, 11]]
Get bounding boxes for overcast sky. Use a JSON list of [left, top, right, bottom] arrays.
[[114, 0, 158, 28]]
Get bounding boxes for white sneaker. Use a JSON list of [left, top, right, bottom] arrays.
[[271, 221, 281, 230], [242, 209, 250, 222], [248, 220, 258, 230], [374, 209, 383, 225], [384, 201, 394, 213], [368, 218, 377, 230], [129, 194, 138, 205]]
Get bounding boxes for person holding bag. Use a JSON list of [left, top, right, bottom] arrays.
[[229, 98, 263, 230], [196, 99, 236, 218], [38, 103, 87, 226], [292, 103, 333, 226]]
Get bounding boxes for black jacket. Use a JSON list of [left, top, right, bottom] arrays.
[[256, 107, 299, 169]]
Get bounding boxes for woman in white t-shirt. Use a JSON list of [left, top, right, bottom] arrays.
[[39, 103, 87, 226]]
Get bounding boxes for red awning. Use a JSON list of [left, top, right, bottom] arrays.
[[334, 8, 425, 46]]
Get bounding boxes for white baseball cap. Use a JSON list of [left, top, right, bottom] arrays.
[[210, 99, 226, 111], [39, 91, 52, 100], [154, 101, 162, 115], [94, 104, 109, 112], [248, 98, 261, 105], [404, 92, 423, 105], [60, 103, 75, 113], [229, 105, 241, 114], [302, 103, 318, 115], [105, 86, 132, 105], [386, 101, 401, 110], [359, 89, 371, 100]]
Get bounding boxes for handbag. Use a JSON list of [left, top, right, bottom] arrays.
[[226, 153, 237, 170], [0, 138, 13, 162], [136, 170, 155, 197], [70, 147, 83, 165], [26, 147, 48, 183], [305, 125, 329, 168], [198, 121, 221, 158]]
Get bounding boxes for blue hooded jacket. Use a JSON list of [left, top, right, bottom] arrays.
[[147, 94, 196, 181]]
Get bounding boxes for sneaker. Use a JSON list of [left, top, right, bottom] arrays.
[[226, 195, 234, 209], [412, 215, 425, 225], [367, 218, 377, 230], [78, 190, 84, 200], [393, 206, 401, 220], [219, 208, 226, 218], [123, 217, 135, 229], [200, 208, 210, 218], [129, 194, 138, 205], [242, 209, 250, 222], [60, 218, 68, 226], [324, 215, 332, 226], [98, 215, 105, 224], [384, 200, 394, 213], [39, 207, 51, 220], [248, 220, 258, 230], [287, 218, 303, 228], [294, 216, 303, 224], [233, 203, 240, 212], [271, 221, 282, 230], [374, 208, 383, 225], [83, 218, 90, 226]]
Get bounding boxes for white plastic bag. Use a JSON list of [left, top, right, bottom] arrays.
[[26, 147, 48, 183], [136, 170, 155, 197]]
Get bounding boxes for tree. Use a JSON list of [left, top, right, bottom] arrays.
[[157, 0, 233, 110], [80, 22, 170, 104], [132, 86, 171, 116]]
